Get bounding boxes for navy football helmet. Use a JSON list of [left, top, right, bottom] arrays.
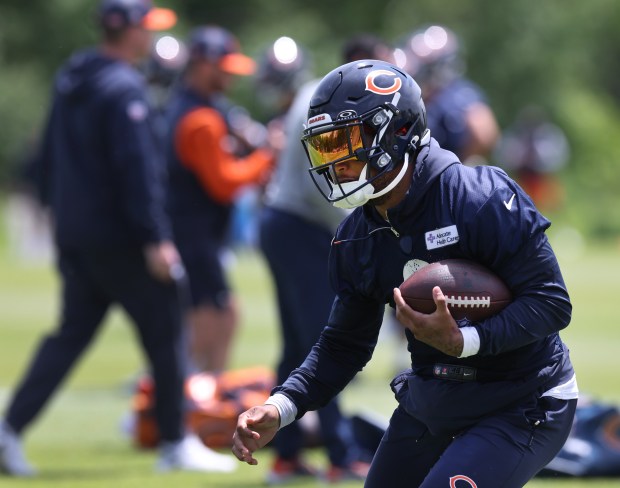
[[301, 60, 428, 208]]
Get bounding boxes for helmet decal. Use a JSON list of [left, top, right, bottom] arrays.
[[337, 110, 357, 119], [365, 69, 402, 95], [450, 475, 478, 488], [307, 113, 332, 128]]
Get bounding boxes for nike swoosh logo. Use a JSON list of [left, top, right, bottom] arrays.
[[503, 193, 516, 210]]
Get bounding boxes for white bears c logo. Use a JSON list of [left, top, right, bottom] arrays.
[[365, 69, 402, 95], [450, 475, 477, 487]]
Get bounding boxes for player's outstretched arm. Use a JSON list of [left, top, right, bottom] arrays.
[[232, 405, 280, 465]]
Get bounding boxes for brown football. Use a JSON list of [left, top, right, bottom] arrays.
[[398, 259, 512, 321]]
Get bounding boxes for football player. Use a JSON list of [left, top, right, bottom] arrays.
[[232, 60, 578, 487]]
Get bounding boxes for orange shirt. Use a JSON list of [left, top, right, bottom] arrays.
[[175, 106, 274, 205]]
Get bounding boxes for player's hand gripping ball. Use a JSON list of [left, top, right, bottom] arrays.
[[399, 259, 512, 322]]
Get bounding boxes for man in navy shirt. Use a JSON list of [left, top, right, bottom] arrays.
[[0, 0, 235, 477], [400, 25, 500, 165], [232, 60, 578, 487]]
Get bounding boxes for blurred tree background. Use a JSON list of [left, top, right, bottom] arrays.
[[1, 0, 620, 240]]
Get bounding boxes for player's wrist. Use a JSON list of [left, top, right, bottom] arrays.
[[441, 327, 464, 357], [458, 326, 481, 358], [264, 393, 297, 429]]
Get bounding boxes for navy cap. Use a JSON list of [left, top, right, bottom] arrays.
[[98, 0, 176, 31], [188, 26, 256, 76]]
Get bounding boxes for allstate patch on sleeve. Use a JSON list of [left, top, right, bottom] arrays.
[[425, 225, 459, 250]]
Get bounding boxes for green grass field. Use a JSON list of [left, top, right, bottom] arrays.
[[1, 211, 619, 487]]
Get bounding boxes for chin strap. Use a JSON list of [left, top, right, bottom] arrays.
[[332, 153, 410, 209], [368, 152, 410, 201]]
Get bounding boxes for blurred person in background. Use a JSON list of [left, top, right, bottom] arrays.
[[495, 105, 569, 213], [226, 36, 311, 252], [0, 0, 235, 477], [398, 24, 500, 165], [256, 34, 394, 484], [165, 25, 274, 374], [141, 33, 188, 137]]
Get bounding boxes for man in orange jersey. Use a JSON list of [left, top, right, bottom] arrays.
[[166, 25, 274, 374]]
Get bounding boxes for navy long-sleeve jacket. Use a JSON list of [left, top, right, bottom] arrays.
[[37, 48, 170, 250], [274, 139, 574, 435]]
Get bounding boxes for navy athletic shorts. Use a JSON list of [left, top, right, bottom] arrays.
[[175, 235, 230, 309]]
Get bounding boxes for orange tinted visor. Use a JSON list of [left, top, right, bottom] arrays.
[[305, 125, 364, 169], [219, 53, 256, 76], [142, 7, 177, 31]]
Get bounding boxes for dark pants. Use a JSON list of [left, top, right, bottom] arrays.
[[5, 247, 185, 442], [365, 396, 577, 488], [259, 207, 357, 467]]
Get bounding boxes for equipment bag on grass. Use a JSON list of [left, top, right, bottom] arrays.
[[132, 366, 275, 449]]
